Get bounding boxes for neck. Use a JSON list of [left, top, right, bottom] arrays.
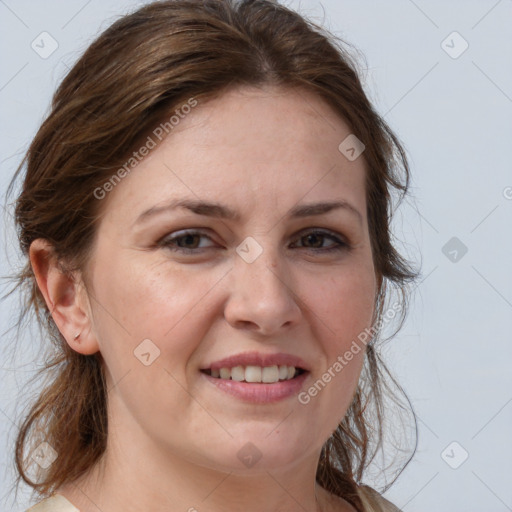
[[58, 454, 333, 512], [56, 421, 337, 512]]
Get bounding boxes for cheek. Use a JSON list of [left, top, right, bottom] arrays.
[[307, 263, 376, 346], [89, 253, 224, 369], [303, 262, 375, 383], [294, 264, 375, 438], [88, 257, 221, 421]]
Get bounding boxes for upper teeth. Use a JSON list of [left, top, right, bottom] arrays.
[[210, 365, 298, 383]]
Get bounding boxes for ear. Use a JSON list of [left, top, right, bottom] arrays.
[[29, 238, 99, 355]]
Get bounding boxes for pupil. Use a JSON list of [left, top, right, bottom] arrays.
[[178, 234, 199, 248], [305, 234, 322, 248]]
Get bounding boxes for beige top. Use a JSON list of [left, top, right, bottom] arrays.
[[26, 494, 79, 512], [26, 488, 401, 512]]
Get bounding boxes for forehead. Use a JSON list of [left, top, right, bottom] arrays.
[[99, 85, 367, 226], [179, 85, 353, 158]]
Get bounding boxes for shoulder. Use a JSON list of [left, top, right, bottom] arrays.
[[26, 494, 80, 512], [356, 484, 402, 512]]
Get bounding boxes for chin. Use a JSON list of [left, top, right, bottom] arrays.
[[204, 436, 313, 473]]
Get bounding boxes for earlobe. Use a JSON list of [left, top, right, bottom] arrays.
[[29, 238, 99, 355]]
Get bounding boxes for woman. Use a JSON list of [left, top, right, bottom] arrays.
[[10, 1, 418, 511]]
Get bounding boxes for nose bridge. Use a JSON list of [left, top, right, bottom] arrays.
[[236, 237, 289, 299]]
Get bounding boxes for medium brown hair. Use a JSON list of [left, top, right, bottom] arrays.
[[7, 1, 418, 510]]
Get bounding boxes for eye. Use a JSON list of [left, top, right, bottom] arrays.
[[291, 229, 349, 252], [159, 230, 217, 253]]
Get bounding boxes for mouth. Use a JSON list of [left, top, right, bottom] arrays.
[[200, 365, 307, 383]]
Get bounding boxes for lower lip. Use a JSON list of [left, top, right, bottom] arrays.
[[200, 371, 309, 403]]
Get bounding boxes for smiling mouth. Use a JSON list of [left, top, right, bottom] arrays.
[[201, 365, 306, 384]]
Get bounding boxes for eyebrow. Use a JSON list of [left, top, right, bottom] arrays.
[[133, 198, 363, 226]]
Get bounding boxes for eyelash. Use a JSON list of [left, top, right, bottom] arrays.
[[158, 229, 350, 254]]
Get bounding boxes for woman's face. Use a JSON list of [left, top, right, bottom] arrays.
[[83, 85, 377, 472]]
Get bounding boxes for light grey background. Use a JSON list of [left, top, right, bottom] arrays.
[[1, 1, 511, 511]]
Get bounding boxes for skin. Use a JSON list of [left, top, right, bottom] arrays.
[[30, 85, 378, 512]]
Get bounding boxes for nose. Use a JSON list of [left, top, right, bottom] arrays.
[[223, 246, 302, 336]]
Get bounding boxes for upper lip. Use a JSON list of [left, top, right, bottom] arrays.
[[202, 351, 311, 372]]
